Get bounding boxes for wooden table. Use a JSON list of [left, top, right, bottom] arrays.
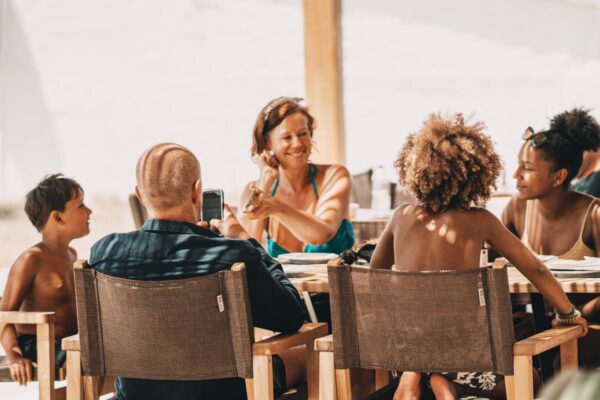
[[289, 264, 600, 294]]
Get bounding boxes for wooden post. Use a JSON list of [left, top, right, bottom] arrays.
[[514, 355, 534, 400], [36, 322, 56, 400], [303, 0, 345, 164], [559, 339, 578, 371], [306, 342, 320, 400], [66, 350, 83, 400], [253, 355, 274, 400]]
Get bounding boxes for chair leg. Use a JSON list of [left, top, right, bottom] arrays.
[[36, 322, 56, 400], [55, 387, 67, 400], [100, 376, 116, 396], [253, 354, 274, 400], [306, 342, 320, 400], [245, 379, 254, 400], [319, 351, 336, 400], [375, 370, 389, 390], [82, 376, 99, 400], [559, 339, 578, 371], [514, 355, 534, 400], [504, 375, 515, 400], [335, 368, 352, 400], [66, 350, 82, 400]]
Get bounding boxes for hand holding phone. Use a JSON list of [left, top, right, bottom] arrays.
[[201, 189, 224, 221], [209, 204, 250, 240]]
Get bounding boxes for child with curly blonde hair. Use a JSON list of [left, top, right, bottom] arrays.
[[370, 113, 587, 400]]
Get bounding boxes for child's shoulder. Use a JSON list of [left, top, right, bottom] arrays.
[[11, 244, 45, 274]]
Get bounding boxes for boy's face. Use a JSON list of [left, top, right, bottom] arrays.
[[58, 190, 92, 238]]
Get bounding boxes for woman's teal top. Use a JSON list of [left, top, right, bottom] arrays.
[[266, 164, 355, 258]]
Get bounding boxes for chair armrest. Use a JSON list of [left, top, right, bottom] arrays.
[[253, 322, 328, 355], [0, 311, 54, 324], [314, 334, 333, 352], [62, 334, 80, 351], [514, 325, 584, 356]]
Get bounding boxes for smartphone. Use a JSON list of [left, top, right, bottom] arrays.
[[201, 189, 224, 221]]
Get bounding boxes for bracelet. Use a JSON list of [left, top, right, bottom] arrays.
[[554, 308, 581, 324], [554, 305, 577, 319]]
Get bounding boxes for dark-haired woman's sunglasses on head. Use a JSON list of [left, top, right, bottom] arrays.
[[522, 127, 558, 148]]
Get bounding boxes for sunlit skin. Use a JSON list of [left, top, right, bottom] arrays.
[[0, 190, 92, 386], [502, 141, 600, 368], [239, 111, 351, 253], [372, 142, 589, 398], [371, 202, 585, 399], [503, 142, 600, 261]]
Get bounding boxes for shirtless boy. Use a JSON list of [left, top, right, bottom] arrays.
[[0, 174, 91, 386]]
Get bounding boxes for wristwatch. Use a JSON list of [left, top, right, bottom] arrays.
[[554, 306, 581, 324]]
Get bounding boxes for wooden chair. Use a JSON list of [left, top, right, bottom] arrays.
[[64, 260, 327, 400], [0, 310, 67, 400], [316, 259, 584, 400], [127, 194, 147, 229]]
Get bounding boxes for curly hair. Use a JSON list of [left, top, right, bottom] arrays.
[[533, 108, 600, 186], [395, 113, 501, 213]]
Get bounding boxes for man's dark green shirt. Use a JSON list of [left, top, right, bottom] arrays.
[[89, 219, 305, 400]]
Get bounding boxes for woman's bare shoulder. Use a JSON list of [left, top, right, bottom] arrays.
[[315, 163, 350, 179]]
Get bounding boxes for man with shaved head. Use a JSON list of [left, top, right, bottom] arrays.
[[89, 143, 304, 400]]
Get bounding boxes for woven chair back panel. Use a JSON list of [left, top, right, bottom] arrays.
[[92, 272, 244, 380], [330, 266, 514, 374]]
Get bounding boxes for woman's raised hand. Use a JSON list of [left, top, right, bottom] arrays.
[[243, 187, 282, 220], [256, 151, 279, 191]]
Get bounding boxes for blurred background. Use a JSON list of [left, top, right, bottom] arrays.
[[1, 1, 600, 395]]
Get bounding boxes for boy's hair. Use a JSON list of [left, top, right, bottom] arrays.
[[395, 113, 501, 213], [25, 174, 83, 231]]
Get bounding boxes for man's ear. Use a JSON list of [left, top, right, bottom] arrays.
[[554, 168, 568, 187], [49, 210, 62, 225], [192, 180, 202, 206], [134, 186, 143, 204]]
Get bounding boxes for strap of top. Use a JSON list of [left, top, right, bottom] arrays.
[[309, 164, 319, 198], [577, 199, 597, 239], [270, 164, 319, 198], [522, 200, 532, 244]]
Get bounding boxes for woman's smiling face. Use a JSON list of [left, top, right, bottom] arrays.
[[267, 112, 312, 168]]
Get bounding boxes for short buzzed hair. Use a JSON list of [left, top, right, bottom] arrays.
[[25, 174, 83, 231], [136, 143, 200, 211]]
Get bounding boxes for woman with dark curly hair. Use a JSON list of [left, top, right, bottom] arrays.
[[370, 113, 587, 400], [502, 108, 600, 367]]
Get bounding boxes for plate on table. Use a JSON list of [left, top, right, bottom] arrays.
[[278, 252, 338, 265], [551, 270, 600, 278]]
